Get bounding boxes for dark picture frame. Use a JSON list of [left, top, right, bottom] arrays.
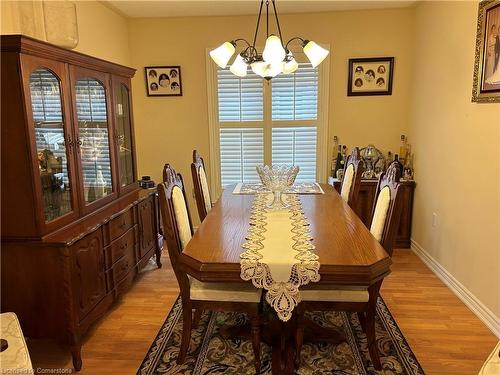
[[145, 66, 183, 97], [347, 57, 394, 96], [472, 0, 500, 103]]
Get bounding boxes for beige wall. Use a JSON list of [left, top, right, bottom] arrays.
[[128, 8, 414, 219], [410, 1, 500, 321], [0, 0, 131, 66]]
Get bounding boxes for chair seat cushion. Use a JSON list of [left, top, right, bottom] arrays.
[[189, 277, 262, 303], [300, 284, 369, 303]]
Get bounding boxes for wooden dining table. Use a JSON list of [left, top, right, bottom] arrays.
[[178, 183, 392, 374]]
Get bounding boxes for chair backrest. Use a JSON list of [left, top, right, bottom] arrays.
[[369, 161, 404, 257], [157, 164, 194, 298], [191, 150, 212, 222], [340, 147, 364, 208]]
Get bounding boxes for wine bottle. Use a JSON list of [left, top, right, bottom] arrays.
[[331, 137, 339, 177], [399, 135, 407, 165], [394, 154, 404, 174], [342, 145, 348, 163], [333, 145, 344, 179], [403, 144, 413, 179]]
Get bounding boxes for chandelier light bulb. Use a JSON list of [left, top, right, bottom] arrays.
[[251, 60, 283, 80], [230, 54, 248, 77], [303, 40, 329, 68], [283, 52, 299, 74], [262, 35, 286, 64], [209, 42, 235, 68]]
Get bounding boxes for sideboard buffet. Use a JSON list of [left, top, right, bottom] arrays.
[[329, 177, 415, 248], [1, 35, 161, 370]]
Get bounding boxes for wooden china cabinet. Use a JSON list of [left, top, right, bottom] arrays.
[[0, 35, 162, 370]]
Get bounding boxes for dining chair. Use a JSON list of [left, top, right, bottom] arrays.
[[294, 161, 404, 370], [339, 147, 364, 209], [157, 164, 262, 370], [191, 150, 212, 222]]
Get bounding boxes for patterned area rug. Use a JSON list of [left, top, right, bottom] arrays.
[[137, 296, 424, 374]]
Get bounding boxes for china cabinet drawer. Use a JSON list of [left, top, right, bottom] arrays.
[[111, 245, 135, 286], [108, 208, 134, 241], [105, 226, 137, 269]]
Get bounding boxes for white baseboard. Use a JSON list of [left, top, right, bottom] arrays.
[[411, 239, 500, 339]]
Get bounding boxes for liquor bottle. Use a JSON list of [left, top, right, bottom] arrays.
[[394, 154, 404, 174], [399, 135, 407, 165], [331, 137, 339, 177], [333, 145, 344, 179], [403, 144, 413, 179], [342, 144, 348, 166]]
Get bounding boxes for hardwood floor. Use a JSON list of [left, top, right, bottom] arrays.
[[26, 250, 497, 374]]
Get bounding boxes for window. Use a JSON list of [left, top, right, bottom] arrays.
[[207, 50, 329, 196]]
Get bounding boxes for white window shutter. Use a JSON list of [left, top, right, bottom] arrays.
[[272, 127, 317, 182], [220, 127, 264, 186], [217, 69, 264, 122], [216, 63, 320, 187], [272, 64, 318, 121]]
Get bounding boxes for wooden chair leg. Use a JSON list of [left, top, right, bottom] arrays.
[[294, 304, 305, 369], [193, 309, 203, 328], [177, 302, 192, 364], [366, 281, 383, 370], [365, 306, 381, 370], [250, 314, 261, 373], [357, 311, 366, 332]]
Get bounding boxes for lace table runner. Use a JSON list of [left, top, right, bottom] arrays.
[[233, 182, 324, 195], [240, 193, 320, 321]]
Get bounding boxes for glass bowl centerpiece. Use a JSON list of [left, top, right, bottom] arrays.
[[256, 164, 300, 210]]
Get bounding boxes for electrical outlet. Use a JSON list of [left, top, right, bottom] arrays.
[[432, 212, 438, 228]]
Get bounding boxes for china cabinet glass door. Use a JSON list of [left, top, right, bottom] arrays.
[[29, 67, 76, 223], [113, 78, 136, 192], [72, 68, 116, 210]]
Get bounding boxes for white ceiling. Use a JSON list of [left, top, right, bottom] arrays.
[[103, 0, 416, 19]]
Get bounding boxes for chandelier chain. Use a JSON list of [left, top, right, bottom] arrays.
[[252, 0, 264, 49]]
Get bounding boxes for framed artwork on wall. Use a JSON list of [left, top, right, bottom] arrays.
[[347, 57, 394, 96], [472, 0, 500, 103], [145, 66, 183, 97]]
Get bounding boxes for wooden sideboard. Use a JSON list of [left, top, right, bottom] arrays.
[[329, 177, 415, 248], [0, 35, 162, 371]]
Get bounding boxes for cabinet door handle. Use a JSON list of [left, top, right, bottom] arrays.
[[76, 138, 82, 147], [120, 242, 128, 250]]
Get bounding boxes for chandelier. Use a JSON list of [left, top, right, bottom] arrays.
[[209, 0, 329, 80]]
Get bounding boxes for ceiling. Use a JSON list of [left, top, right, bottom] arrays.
[[103, 0, 416, 19]]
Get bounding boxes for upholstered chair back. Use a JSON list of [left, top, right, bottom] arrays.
[[158, 163, 194, 297], [340, 147, 364, 209], [369, 161, 403, 257], [191, 150, 212, 222]]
